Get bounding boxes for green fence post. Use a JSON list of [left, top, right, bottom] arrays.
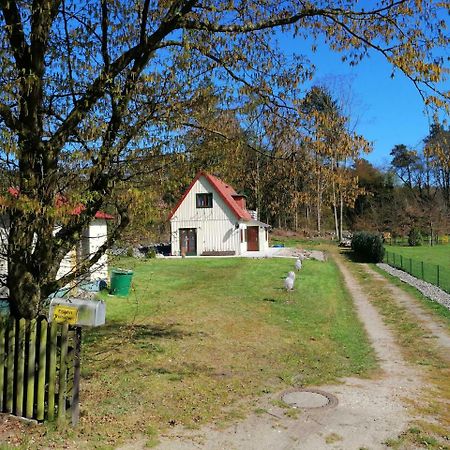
[[71, 327, 82, 426], [400, 254, 403, 269], [36, 319, 47, 421], [58, 323, 69, 422], [26, 320, 36, 419], [393, 253, 396, 266], [437, 265, 440, 288], [409, 258, 412, 275], [0, 318, 5, 410], [421, 261, 424, 279], [6, 319, 15, 413], [16, 319, 26, 416], [47, 321, 58, 421]]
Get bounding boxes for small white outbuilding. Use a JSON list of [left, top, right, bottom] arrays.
[[169, 172, 270, 256], [0, 189, 113, 296]]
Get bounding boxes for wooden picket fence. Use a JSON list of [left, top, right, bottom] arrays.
[[0, 316, 81, 424]]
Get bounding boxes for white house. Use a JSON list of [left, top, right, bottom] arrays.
[[169, 172, 270, 256], [0, 190, 113, 296]]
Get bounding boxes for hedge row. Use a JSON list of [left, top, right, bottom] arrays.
[[351, 232, 385, 263]]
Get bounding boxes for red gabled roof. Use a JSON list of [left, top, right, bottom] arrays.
[[5, 187, 114, 220], [70, 204, 114, 220], [168, 172, 252, 221]]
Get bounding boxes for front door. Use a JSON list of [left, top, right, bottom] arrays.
[[247, 226, 259, 251], [179, 228, 197, 256]]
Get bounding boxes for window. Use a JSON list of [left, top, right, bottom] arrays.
[[196, 193, 213, 208]]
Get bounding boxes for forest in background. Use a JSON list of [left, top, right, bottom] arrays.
[[119, 87, 450, 245]]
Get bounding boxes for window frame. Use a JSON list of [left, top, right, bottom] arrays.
[[196, 192, 213, 208]]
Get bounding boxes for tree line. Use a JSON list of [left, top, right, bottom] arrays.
[[122, 88, 449, 245]]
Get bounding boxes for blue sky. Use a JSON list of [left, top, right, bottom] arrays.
[[280, 37, 444, 168]]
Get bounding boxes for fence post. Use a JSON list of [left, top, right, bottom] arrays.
[[6, 318, 15, 413], [0, 318, 5, 409], [26, 320, 37, 419], [393, 253, 396, 266], [36, 320, 48, 421], [71, 327, 82, 426], [16, 319, 26, 416], [400, 254, 403, 269], [437, 265, 440, 288], [409, 258, 412, 275], [47, 321, 58, 421], [421, 261, 424, 279], [58, 323, 69, 422]]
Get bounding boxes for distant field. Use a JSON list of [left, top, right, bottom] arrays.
[[270, 235, 329, 248], [34, 256, 377, 449], [385, 244, 449, 267], [384, 244, 450, 292]]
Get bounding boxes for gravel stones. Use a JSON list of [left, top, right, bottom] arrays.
[[377, 263, 450, 310]]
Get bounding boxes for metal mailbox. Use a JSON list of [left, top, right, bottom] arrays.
[[49, 297, 106, 327]]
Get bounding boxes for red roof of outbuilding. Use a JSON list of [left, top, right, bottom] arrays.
[[168, 172, 252, 221], [5, 187, 114, 220]]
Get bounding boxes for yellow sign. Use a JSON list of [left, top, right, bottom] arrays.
[[53, 305, 78, 325]]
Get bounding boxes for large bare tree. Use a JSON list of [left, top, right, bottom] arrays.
[[0, 0, 448, 318]]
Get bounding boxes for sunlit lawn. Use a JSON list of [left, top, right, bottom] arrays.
[[26, 256, 377, 449], [385, 244, 450, 268], [384, 244, 450, 292]]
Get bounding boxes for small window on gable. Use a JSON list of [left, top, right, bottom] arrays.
[[196, 193, 213, 208]]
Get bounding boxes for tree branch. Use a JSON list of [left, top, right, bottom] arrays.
[[0, 0, 30, 69], [48, 0, 197, 154], [0, 103, 20, 131]]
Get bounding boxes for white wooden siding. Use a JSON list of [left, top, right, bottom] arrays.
[[171, 177, 240, 255], [259, 226, 269, 252], [0, 217, 108, 296], [81, 219, 108, 280]]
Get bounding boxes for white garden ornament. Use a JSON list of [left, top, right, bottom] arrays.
[[295, 258, 302, 271], [284, 276, 294, 291]]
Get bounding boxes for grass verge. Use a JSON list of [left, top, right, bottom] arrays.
[[373, 264, 450, 331]]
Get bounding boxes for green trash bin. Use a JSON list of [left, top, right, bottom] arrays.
[[0, 299, 10, 317], [110, 269, 133, 296]]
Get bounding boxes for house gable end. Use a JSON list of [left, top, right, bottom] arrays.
[[168, 172, 250, 221]]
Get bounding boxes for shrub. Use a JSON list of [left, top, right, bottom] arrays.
[[146, 249, 156, 259], [351, 231, 385, 263], [126, 247, 134, 257], [408, 228, 422, 246]]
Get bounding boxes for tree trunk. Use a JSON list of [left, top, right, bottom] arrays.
[[317, 178, 321, 233], [7, 211, 55, 319]]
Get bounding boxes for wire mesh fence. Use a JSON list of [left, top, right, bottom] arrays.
[[384, 250, 450, 294]]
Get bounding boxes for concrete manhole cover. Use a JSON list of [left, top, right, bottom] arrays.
[[281, 389, 338, 409]]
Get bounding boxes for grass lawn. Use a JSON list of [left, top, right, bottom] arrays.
[[270, 235, 329, 249], [384, 244, 450, 293], [23, 256, 377, 449], [384, 244, 450, 267]]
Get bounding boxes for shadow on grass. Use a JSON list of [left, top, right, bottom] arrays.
[[340, 248, 378, 264], [84, 321, 198, 347]]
